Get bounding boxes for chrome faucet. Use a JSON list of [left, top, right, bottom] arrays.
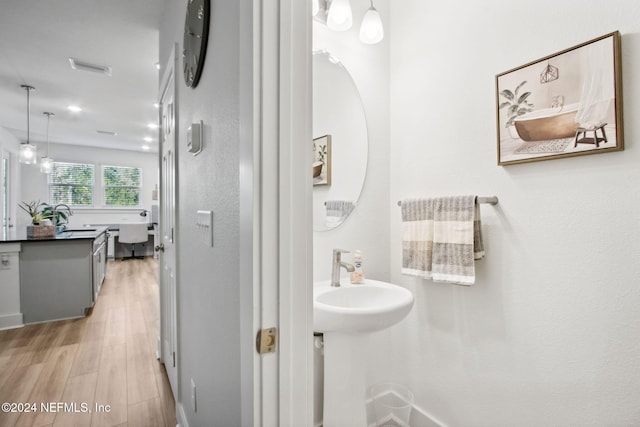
[[331, 248, 355, 287], [50, 204, 72, 229]]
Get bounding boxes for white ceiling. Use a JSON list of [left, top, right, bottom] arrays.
[[0, 0, 164, 153]]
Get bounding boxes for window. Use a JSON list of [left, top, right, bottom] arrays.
[[49, 162, 143, 208], [103, 165, 142, 207], [49, 162, 95, 206]]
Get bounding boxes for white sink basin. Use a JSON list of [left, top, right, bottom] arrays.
[[315, 279, 414, 426], [314, 279, 414, 333]]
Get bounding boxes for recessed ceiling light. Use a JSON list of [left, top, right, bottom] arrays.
[[144, 136, 153, 142], [68, 57, 112, 76], [68, 105, 82, 113], [153, 103, 160, 109], [142, 145, 150, 150], [147, 123, 159, 130]]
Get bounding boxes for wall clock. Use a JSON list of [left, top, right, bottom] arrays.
[[183, 0, 210, 88]]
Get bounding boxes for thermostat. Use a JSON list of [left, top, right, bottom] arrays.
[[187, 120, 203, 155]]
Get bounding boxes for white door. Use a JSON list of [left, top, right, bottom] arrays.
[[158, 46, 179, 398]]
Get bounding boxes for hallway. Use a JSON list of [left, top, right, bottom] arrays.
[[0, 258, 175, 427]]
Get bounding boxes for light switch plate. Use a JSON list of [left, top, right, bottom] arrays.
[[196, 210, 213, 247]]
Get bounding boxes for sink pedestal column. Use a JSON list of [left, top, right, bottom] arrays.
[[323, 332, 368, 427]]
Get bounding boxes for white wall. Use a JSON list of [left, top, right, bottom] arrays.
[[312, 0, 391, 283], [380, 1, 640, 426], [159, 0, 249, 425], [0, 126, 21, 153], [18, 143, 157, 228]]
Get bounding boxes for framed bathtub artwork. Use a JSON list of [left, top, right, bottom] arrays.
[[313, 134, 332, 186], [496, 31, 623, 166]]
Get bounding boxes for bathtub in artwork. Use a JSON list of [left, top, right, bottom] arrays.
[[513, 102, 579, 142]]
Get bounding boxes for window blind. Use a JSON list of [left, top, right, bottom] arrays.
[[49, 162, 95, 206], [103, 165, 142, 207]]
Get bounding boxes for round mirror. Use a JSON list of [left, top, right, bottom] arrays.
[[313, 51, 368, 231]]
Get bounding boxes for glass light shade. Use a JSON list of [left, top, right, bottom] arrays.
[[40, 156, 53, 174], [359, 7, 384, 44], [327, 0, 352, 31], [19, 143, 37, 165], [312, 0, 320, 16]]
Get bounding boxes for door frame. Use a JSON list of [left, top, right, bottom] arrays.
[[241, 0, 313, 425], [0, 149, 17, 233], [275, 1, 313, 424]]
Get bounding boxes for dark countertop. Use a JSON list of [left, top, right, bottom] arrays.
[[89, 223, 156, 231], [0, 226, 109, 243]]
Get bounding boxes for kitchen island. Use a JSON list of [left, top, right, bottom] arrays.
[[0, 226, 108, 325]]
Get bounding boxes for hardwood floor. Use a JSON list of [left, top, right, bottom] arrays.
[[0, 258, 176, 427]]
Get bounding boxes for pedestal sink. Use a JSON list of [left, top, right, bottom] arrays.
[[314, 279, 414, 427]]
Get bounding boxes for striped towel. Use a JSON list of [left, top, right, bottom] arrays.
[[325, 200, 355, 229], [401, 196, 484, 285]]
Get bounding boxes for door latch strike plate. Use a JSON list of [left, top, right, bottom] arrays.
[[256, 327, 277, 354]]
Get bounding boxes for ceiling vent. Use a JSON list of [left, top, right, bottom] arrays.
[[96, 130, 118, 136], [68, 58, 112, 76]]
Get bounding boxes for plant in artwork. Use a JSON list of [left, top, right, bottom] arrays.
[[499, 80, 534, 128], [316, 142, 327, 166], [312, 135, 331, 186]]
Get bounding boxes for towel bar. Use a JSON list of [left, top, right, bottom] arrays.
[[397, 196, 498, 206], [324, 201, 358, 206]]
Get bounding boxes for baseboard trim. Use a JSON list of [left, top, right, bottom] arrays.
[[176, 402, 189, 427], [0, 313, 23, 330], [364, 392, 446, 427], [411, 402, 447, 427]]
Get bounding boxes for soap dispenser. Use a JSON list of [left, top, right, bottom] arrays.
[[350, 250, 364, 284]]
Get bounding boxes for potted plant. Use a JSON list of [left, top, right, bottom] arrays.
[[498, 80, 534, 138], [19, 201, 73, 237], [19, 201, 48, 224]]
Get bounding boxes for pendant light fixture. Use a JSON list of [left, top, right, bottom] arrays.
[[359, 0, 384, 44], [327, 0, 353, 31], [40, 112, 55, 174], [19, 84, 37, 165]]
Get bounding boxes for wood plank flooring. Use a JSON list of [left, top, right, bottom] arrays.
[[0, 258, 176, 427]]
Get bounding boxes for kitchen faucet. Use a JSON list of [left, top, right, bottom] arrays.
[[331, 248, 355, 287]]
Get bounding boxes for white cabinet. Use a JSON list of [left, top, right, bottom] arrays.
[[92, 233, 107, 300], [107, 233, 115, 259], [0, 243, 23, 329]]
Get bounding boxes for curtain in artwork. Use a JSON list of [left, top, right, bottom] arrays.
[[575, 38, 615, 128]]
